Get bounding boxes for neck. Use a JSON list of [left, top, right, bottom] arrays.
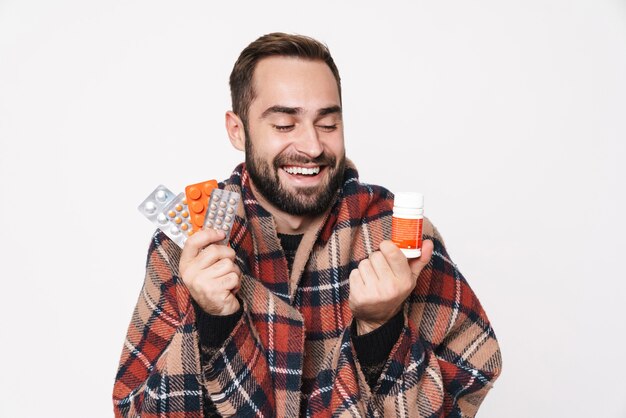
[[249, 181, 322, 234]]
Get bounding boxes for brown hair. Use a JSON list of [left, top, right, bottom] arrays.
[[229, 32, 342, 126]]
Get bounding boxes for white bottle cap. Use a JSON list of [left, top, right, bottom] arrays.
[[401, 248, 422, 258], [394, 192, 424, 209]]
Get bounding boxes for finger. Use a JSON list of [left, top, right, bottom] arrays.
[[191, 271, 241, 316], [349, 268, 364, 287], [348, 269, 364, 306], [358, 258, 378, 285], [408, 239, 434, 277], [180, 228, 226, 266], [192, 262, 240, 294], [369, 250, 395, 282], [220, 271, 241, 292], [208, 258, 240, 278], [232, 278, 242, 295], [378, 240, 412, 279], [195, 245, 236, 270]]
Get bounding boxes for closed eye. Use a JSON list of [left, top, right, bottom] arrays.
[[273, 125, 295, 132], [317, 125, 337, 132]]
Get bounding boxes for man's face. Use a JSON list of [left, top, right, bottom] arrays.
[[243, 56, 345, 216]]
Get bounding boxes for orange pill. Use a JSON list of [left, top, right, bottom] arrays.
[[191, 201, 204, 214], [181, 211, 189, 218], [181, 223, 188, 231], [168, 210, 176, 218], [175, 204, 183, 212], [188, 187, 201, 200], [184, 179, 218, 232], [175, 217, 182, 224]]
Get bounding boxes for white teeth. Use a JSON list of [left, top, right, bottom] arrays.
[[284, 166, 320, 175]]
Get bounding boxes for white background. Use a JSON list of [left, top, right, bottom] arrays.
[[1, 1, 625, 417]]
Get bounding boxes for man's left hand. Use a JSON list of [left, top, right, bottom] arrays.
[[349, 239, 434, 335]]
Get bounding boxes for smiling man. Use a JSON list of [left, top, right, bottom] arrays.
[[234, 56, 346, 220], [114, 33, 502, 417]]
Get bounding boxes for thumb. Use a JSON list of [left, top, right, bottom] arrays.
[[408, 239, 434, 278]]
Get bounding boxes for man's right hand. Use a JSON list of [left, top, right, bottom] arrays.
[[179, 228, 242, 316]]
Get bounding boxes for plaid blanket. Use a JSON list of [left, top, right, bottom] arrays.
[[113, 162, 502, 417]]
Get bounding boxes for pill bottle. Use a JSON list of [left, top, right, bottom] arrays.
[[391, 192, 424, 258]]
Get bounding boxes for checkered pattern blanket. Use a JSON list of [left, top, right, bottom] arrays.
[[113, 163, 502, 417]]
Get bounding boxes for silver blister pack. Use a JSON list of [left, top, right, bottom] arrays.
[[138, 186, 191, 248], [203, 188, 240, 245], [161, 192, 194, 247], [138, 185, 175, 222]]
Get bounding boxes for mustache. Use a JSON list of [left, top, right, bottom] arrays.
[[273, 152, 337, 168]]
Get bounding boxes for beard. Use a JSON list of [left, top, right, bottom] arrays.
[[244, 130, 345, 216]]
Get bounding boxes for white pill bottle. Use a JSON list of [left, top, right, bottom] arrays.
[[391, 192, 424, 258]]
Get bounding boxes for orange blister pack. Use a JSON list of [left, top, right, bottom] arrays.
[[184, 179, 219, 232]]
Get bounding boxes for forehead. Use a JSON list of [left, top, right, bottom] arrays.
[[250, 56, 340, 113]]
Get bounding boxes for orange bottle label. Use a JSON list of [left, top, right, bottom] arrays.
[[391, 217, 423, 249]]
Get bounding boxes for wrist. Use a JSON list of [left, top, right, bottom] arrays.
[[198, 295, 241, 316], [355, 306, 404, 336], [355, 319, 385, 336]]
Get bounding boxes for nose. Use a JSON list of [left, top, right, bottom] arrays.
[[294, 124, 323, 159]]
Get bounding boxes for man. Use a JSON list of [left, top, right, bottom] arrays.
[[113, 33, 501, 417]]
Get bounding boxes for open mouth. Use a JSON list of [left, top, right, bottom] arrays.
[[281, 165, 322, 176]]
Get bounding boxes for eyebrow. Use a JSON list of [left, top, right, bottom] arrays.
[[318, 105, 342, 117], [260, 105, 342, 119]]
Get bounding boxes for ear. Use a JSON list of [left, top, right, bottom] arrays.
[[225, 111, 246, 151]]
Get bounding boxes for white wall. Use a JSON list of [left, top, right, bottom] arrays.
[[1, 1, 625, 416]]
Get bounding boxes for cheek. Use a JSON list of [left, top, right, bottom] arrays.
[[258, 128, 291, 153], [325, 135, 345, 158], [248, 132, 286, 163]]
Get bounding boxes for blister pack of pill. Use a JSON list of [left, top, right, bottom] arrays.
[[138, 185, 175, 222], [138, 186, 190, 247], [161, 193, 194, 247], [203, 188, 240, 245], [139, 182, 240, 249], [185, 179, 218, 232]]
